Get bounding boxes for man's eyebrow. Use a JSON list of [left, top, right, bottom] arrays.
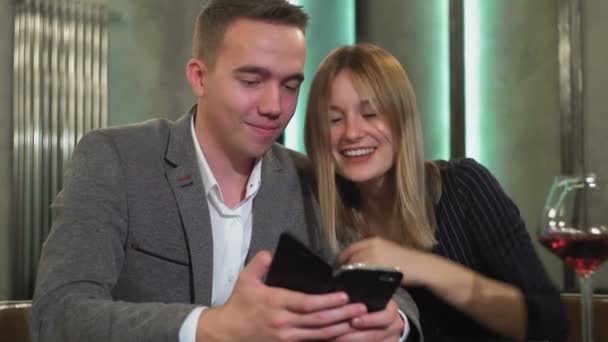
[[234, 66, 271, 77], [234, 66, 304, 83]]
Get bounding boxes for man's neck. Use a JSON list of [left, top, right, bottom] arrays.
[[194, 118, 255, 208], [207, 153, 253, 208]]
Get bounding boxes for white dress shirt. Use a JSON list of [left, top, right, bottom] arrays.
[[179, 117, 261, 341]]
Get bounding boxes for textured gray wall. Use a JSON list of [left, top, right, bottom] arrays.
[[106, 0, 205, 127], [0, 0, 14, 300], [357, 0, 564, 287], [357, 0, 449, 161], [469, 0, 564, 289], [583, 0, 608, 288]]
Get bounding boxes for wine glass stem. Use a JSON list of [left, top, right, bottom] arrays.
[[579, 275, 594, 342]]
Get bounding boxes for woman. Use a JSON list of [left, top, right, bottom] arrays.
[[304, 43, 566, 341]]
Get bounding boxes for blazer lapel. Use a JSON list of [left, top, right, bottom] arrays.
[[248, 147, 325, 263], [249, 147, 288, 258], [165, 109, 213, 305]]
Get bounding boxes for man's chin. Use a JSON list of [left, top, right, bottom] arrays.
[[245, 142, 275, 159]]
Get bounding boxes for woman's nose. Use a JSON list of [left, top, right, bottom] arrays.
[[344, 116, 364, 141]]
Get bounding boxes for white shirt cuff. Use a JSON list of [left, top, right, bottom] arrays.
[[398, 309, 410, 341], [179, 307, 206, 342]]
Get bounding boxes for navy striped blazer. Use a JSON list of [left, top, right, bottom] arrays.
[[408, 159, 566, 341]]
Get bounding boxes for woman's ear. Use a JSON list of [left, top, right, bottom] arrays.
[[186, 58, 207, 97]]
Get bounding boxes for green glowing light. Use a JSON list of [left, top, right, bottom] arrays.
[[432, 0, 450, 161], [440, 1, 450, 161], [464, 0, 481, 161]]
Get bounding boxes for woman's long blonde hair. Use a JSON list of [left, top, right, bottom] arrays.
[[304, 43, 440, 252]]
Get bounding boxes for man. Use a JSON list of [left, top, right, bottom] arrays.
[[31, 0, 420, 341]]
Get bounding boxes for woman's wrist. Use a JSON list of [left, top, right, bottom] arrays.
[[425, 257, 477, 307]]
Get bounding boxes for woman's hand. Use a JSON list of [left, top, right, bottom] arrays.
[[337, 237, 438, 287], [338, 238, 526, 340]]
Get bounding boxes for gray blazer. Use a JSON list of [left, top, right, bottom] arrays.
[[31, 110, 421, 341]]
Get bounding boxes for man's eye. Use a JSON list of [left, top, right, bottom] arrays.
[[240, 79, 260, 87], [284, 82, 301, 92]]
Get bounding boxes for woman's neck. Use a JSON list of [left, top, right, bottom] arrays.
[[357, 177, 398, 238]]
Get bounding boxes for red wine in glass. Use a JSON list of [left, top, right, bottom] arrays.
[[538, 175, 607, 342], [539, 233, 608, 277]]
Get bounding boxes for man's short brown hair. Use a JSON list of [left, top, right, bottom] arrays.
[[192, 0, 309, 68]]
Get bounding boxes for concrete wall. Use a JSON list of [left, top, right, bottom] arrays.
[[357, 0, 449, 161], [583, 0, 608, 289], [467, 0, 564, 289], [106, 0, 204, 127]]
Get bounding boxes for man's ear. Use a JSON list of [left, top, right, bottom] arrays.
[[186, 58, 207, 97]]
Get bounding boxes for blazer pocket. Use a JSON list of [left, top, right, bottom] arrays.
[[129, 242, 190, 266]]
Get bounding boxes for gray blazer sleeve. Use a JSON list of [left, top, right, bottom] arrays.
[[31, 131, 197, 342], [394, 287, 423, 341]]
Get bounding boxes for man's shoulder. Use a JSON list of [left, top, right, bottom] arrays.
[[267, 143, 311, 172], [97, 117, 174, 142], [73, 115, 187, 167], [267, 144, 316, 189]]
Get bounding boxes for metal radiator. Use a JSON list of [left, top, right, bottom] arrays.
[[12, 0, 108, 296]]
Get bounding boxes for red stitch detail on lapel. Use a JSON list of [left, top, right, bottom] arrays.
[[177, 175, 192, 182]]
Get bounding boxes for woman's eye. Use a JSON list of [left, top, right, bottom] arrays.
[[363, 113, 377, 118], [330, 117, 343, 124]]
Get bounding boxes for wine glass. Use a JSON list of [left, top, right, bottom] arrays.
[[538, 174, 608, 342]]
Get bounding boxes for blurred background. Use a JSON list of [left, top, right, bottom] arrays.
[[0, 0, 607, 301]]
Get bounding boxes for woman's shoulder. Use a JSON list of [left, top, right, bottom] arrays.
[[434, 157, 491, 185], [435, 158, 490, 177], [432, 158, 504, 204]]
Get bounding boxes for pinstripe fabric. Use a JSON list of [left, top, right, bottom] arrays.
[[408, 159, 566, 341]]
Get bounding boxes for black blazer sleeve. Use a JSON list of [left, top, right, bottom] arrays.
[[454, 159, 567, 341]]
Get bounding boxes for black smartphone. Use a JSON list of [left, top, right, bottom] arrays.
[[328, 264, 403, 312], [265, 233, 403, 312], [265, 233, 333, 294]]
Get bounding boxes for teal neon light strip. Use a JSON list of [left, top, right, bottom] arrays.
[[437, 0, 450, 160], [463, 0, 481, 161]]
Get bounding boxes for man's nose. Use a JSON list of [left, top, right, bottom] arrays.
[[258, 84, 281, 118]]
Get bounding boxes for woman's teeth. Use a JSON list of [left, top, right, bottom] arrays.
[[343, 148, 374, 157]]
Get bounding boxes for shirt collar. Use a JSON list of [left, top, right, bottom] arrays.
[[190, 115, 262, 204]]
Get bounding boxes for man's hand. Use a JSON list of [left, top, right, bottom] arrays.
[[332, 300, 405, 342], [196, 251, 368, 342]]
